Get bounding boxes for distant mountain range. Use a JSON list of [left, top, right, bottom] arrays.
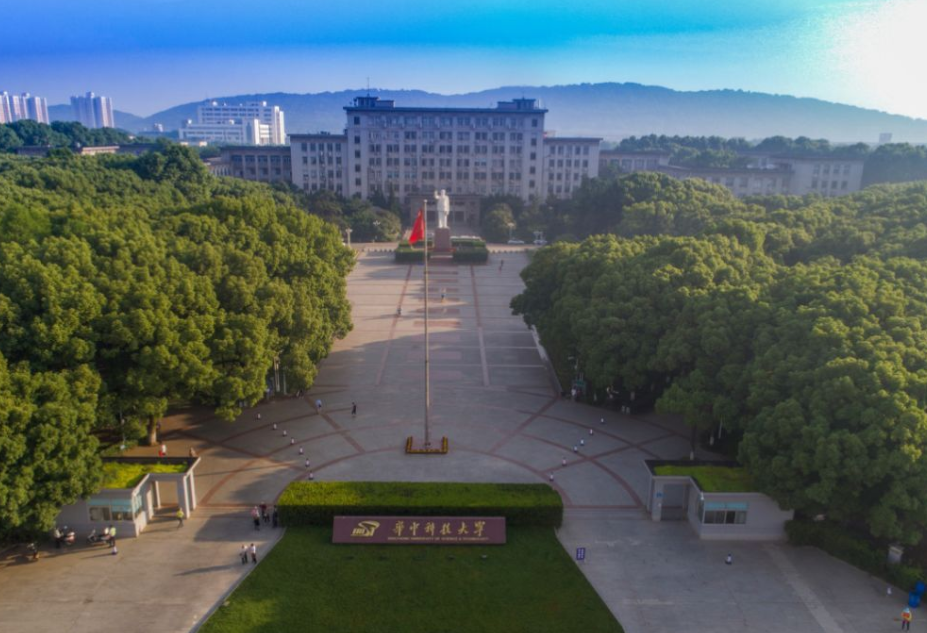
[[50, 83, 927, 143]]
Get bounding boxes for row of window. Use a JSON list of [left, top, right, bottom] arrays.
[[229, 155, 289, 164], [353, 115, 540, 129], [368, 157, 528, 169], [812, 163, 853, 176], [549, 159, 590, 168], [366, 144, 533, 155], [547, 145, 592, 156], [698, 501, 749, 525], [88, 496, 143, 522], [811, 179, 849, 190]]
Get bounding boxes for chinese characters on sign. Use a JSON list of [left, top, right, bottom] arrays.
[[333, 516, 506, 544]]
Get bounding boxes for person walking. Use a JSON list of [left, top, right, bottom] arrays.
[[315, 398, 323, 413], [159, 443, 167, 458], [240, 545, 248, 565], [902, 607, 913, 631], [108, 525, 117, 547], [272, 506, 279, 528], [176, 508, 185, 528], [260, 502, 269, 524], [251, 506, 261, 531], [188, 446, 197, 458], [351, 402, 357, 416], [498, 259, 505, 272], [250, 543, 258, 564]]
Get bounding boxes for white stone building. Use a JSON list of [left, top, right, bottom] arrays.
[[179, 101, 286, 146]]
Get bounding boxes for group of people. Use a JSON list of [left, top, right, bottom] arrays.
[[239, 543, 258, 565], [251, 503, 278, 530]]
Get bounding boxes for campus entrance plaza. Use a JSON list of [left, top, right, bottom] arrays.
[[0, 249, 905, 633]]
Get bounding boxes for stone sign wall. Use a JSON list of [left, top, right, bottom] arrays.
[[333, 516, 506, 544]]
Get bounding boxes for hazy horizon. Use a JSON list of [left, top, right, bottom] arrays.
[[3, 0, 925, 120]]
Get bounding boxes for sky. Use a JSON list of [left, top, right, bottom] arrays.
[[1, 0, 925, 119]]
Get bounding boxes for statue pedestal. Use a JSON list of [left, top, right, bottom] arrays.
[[434, 227, 452, 252]]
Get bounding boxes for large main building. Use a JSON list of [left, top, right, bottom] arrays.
[[210, 96, 867, 223]]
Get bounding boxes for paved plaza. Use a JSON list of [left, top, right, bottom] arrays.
[[0, 248, 910, 632]]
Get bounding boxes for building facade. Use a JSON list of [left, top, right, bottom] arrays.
[[179, 101, 286, 146], [212, 145, 293, 183], [343, 96, 555, 203], [0, 91, 49, 124], [599, 149, 671, 173], [70, 92, 115, 128], [542, 136, 601, 198], [290, 133, 349, 195]]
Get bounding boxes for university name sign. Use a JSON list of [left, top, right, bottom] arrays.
[[333, 516, 506, 544]]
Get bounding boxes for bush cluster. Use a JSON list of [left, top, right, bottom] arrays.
[[452, 247, 488, 263], [277, 481, 563, 527], [786, 520, 923, 591], [394, 240, 427, 263]]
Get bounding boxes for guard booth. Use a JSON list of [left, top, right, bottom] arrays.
[[645, 460, 794, 541], [55, 456, 200, 538]]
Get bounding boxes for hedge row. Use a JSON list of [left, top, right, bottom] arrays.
[[452, 247, 489, 263], [278, 481, 563, 527], [786, 519, 923, 591]]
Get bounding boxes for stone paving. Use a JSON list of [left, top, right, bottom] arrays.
[[0, 249, 909, 633]]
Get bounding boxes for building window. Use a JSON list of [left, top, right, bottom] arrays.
[[700, 501, 748, 525]]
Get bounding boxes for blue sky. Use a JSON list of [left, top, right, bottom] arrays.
[[2, 0, 924, 119]]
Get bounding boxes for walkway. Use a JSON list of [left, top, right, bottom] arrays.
[[0, 249, 905, 633]]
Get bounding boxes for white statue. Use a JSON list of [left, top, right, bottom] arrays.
[[434, 189, 450, 229]]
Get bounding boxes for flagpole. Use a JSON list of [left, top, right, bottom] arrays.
[[423, 199, 431, 448]]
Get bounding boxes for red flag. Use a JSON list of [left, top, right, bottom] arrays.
[[408, 208, 425, 244]]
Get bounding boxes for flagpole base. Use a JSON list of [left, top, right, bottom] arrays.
[[405, 436, 449, 455]]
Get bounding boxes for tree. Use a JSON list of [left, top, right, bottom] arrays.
[[481, 203, 516, 243], [0, 354, 102, 540]]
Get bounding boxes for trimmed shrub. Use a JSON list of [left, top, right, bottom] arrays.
[[395, 240, 431, 263], [452, 247, 489, 263], [786, 519, 924, 591], [278, 481, 563, 527]]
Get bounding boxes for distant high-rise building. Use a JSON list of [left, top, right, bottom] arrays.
[[879, 132, 893, 145], [70, 92, 115, 129], [0, 91, 49, 124], [178, 101, 286, 146]]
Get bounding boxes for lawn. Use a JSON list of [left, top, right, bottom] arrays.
[[653, 465, 754, 492], [199, 526, 623, 633], [99, 462, 187, 489]]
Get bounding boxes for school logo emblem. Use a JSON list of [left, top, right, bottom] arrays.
[[351, 520, 380, 537]]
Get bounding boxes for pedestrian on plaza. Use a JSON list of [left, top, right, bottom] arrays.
[[251, 506, 261, 531], [352, 402, 357, 416], [315, 398, 323, 413], [396, 307, 402, 317], [189, 446, 197, 458], [260, 502, 269, 523], [250, 543, 258, 564], [499, 259, 505, 271], [725, 553, 733, 566], [570, 387, 577, 401], [108, 525, 117, 547], [159, 443, 167, 458], [176, 508, 185, 528], [240, 545, 248, 565], [902, 607, 913, 631], [272, 506, 279, 529], [305, 458, 310, 469]]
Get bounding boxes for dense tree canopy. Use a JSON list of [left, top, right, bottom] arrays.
[[514, 173, 927, 543], [0, 120, 137, 153], [0, 147, 353, 538]]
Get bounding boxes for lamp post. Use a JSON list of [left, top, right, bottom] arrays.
[[120, 413, 126, 451], [345, 227, 353, 248], [372, 220, 380, 243]]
